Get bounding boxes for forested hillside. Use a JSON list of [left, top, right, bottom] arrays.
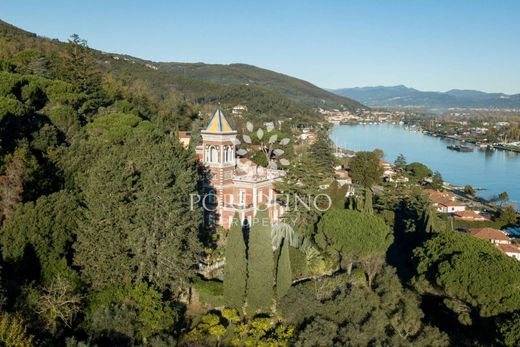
[[0, 19, 364, 124], [156, 62, 365, 110], [0, 21, 209, 344]]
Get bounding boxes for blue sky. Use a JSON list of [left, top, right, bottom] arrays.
[[2, 0, 519, 93]]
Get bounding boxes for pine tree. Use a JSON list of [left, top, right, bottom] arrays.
[[224, 213, 248, 311], [349, 151, 383, 188], [394, 154, 407, 172], [64, 34, 101, 95], [309, 133, 336, 178], [246, 207, 274, 315], [276, 238, 292, 300]]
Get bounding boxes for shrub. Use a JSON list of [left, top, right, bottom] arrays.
[[193, 277, 224, 308]]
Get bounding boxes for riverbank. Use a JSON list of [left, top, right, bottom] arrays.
[[330, 124, 520, 211], [422, 130, 520, 153]]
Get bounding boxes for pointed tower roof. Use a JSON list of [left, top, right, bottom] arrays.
[[205, 107, 234, 133]]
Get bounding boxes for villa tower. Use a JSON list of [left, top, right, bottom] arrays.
[[199, 108, 284, 228]]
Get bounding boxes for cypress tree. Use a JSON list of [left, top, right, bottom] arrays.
[[363, 189, 373, 214], [346, 196, 355, 210], [224, 213, 247, 310], [276, 238, 292, 299], [347, 195, 363, 212], [246, 207, 274, 315], [422, 206, 434, 233]]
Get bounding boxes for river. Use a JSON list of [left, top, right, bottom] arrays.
[[331, 124, 520, 209]]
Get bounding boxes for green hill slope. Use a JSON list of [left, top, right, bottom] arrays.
[[0, 19, 364, 122], [156, 62, 364, 110]]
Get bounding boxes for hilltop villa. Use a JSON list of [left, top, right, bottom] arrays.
[[194, 108, 285, 228]]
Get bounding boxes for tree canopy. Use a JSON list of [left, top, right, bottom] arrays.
[[413, 232, 520, 324], [349, 151, 383, 188], [316, 208, 393, 278], [74, 119, 201, 291], [406, 162, 433, 181]]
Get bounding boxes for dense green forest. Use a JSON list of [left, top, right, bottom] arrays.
[[1, 19, 520, 347]]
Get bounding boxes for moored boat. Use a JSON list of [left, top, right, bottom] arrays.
[[447, 145, 474, 152]]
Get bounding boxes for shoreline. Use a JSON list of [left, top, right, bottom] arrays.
[[329, 124, 520, 214], [331, 122, 520, 154], [421, 130, 520, 154]]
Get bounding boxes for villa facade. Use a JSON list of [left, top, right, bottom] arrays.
[[196, 108, 285, 228]]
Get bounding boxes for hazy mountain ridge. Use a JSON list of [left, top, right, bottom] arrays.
[[331, 85, 520, 109]]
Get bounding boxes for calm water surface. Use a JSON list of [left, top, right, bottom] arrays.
[[331, 124, 520, 208]]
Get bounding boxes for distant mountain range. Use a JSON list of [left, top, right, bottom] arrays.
[[330, 85, 520, 109]]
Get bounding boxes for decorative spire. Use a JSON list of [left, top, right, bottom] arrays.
[[205, 107, 233, 133]]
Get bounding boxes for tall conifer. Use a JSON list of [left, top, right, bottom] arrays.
[[276, 238, 292, 299], [422, 206, 434, 233], [246, 207, 274, 315], [224, 213, 247, 310]]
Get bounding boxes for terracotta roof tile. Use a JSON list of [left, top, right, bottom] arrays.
[[497, 243, 520, 254], [467, 228, 509, 241], [454, 210, 489, 220]]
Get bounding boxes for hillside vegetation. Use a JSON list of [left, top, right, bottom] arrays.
[[0, 19, 363, 124], [157, 61, 364, 110]]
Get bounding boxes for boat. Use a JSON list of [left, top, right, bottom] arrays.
[[447, 145, 474, 152]]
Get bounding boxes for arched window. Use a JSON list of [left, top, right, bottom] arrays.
[[227, 146, 234, 163], [209, 146, 218, 163], [224, 145, 229, 163]]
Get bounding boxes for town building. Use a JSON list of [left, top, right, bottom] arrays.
[[379, 160, 396, 181], [335, 169, 352, 186], [497, 244, 520, 261], [425, 189, 466, 213], [454, 210, 490, 222], [467, 227, 520, 260], [467, 227, 510, 245], [196, 108, 285, 228]]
